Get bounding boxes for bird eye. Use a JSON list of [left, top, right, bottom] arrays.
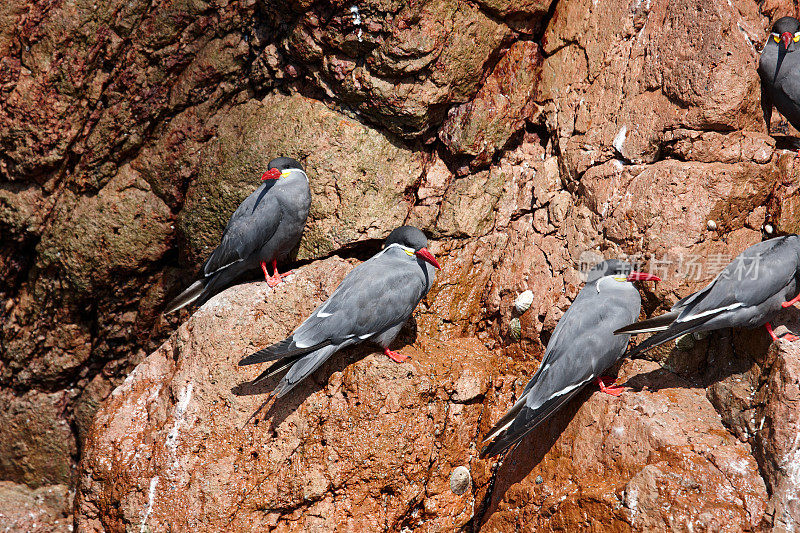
[[794, 32, 800, 42], [774, 35, 781, 43]]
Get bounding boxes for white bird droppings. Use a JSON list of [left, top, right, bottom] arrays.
[[707, 219, 717, 231], [140, 476, 159, 533], [166, 382, 194, 465], [613, 125, 627, 154], [350, 5, 363, 42]]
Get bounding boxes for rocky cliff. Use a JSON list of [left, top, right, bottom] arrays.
[[1, 0, 799, 530]]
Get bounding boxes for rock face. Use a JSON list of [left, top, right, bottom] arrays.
[[77, 258, 497, 531], [1, 0, 799, 530]]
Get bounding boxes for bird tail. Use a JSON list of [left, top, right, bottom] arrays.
[[480, 384, 587, 458], [164, 280, 206, 314], [625, 314, 714, 358], [250, 354, 306, 385], [614, 310, 680, 335], [239, 337, 332, 366], [270, 345, 339, 398]]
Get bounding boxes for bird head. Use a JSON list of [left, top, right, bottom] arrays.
[[261, 157, 304, 181], [770, 16, 800, 52], [384, 226, 441, 269], [585, 259, 661, 284]]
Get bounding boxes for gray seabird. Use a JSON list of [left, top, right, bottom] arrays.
[[758, 17, 800, 135], [239, 226, 441, 398], [480, 260, 661, 458], [617, 235, 800, 357], [165, 157, 311, 314]]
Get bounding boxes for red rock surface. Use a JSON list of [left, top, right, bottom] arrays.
[[77, 258, 497, 531], [0, 0, 799, 530]]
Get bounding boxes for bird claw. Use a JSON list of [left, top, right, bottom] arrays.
[[596, 376, 626, 396], [384, 348, 408, 363], [782, 293, 800, 308], [266, 276, 282, 288], [766, 322, 799, 342]]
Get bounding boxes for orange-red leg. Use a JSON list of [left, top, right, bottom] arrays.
[[766, 322, 799, 342], [782, 292, 800, 308], [384, 347, 408, 363], [261, 259, 293, 287], [596, 376, 625, 396]]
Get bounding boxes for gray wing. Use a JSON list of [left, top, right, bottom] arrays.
[[239, 252, 429, 366], [482, 284, 639, 457], [291, 255, 429, 345], [676, 236, 798, 320], [203, 185, 281, 276], [625, 236, 800, 357]]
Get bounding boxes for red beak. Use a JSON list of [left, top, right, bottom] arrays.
[[261, 168, 281, 181], [415, 247, 441, 269], [626, 271, 661, 282], [782, 32, 793, 50]]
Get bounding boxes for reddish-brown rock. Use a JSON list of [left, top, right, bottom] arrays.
[[0, 0, 796, 529], [77, 257, 497, 531], [440, 41, 543, 167], [0, 481, 73, 532], [474, 359, 768, 531]]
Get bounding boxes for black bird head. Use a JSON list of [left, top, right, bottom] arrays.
[[585, 259, 661, 284], [770, 16, 800, 52], [384, 226, 441, 269], [261, 157, 304, 181]]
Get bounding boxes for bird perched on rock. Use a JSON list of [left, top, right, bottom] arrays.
[[616, 235, 800, 357], [239, 225, 440, 398], [165, 157, 311, 314], [758, 16, 800, 136], [480, 260, 660, 458]]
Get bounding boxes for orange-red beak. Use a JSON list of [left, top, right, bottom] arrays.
[[626, 271, 661, 282], [782, 31, 793, 50], [261, 168, 281, 181], [415, 247, 441, 269]]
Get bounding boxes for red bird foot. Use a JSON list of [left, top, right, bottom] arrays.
[[261, 260, 294, 288], [596, 376, 625, 396], [766, 322, 799, 342], [782, 292, 800, 308], [384, 347, 409, 363]]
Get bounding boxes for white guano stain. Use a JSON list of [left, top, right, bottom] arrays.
[[166, 382, 194, 466], [613, 125, 627, 155], [350, 5, 363, 42], [140, 476, 159, 533]]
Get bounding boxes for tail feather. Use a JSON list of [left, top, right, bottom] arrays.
[[614, 310, 680, 335], [480, 384, 587, 458], [481, 395, 528, 445], [271, 345, 339, 398], [239, 338, 332, 366], [625, 314, 714, 358], [164, 280, 206, 315], [250, 354, 305, 385]]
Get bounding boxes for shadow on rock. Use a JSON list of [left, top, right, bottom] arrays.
[[621, 314, 795, 392], [231, 325, 420, 430], [467, 387, 588, 531]]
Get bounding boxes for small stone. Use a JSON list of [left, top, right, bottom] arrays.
[[764, 223, 774, 235], [514, 290, 535, 314], [535, 475, 543, 484], [450, 466, 471, 495], [707, 220, 717, 231], [509, 318, 522, 341]]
